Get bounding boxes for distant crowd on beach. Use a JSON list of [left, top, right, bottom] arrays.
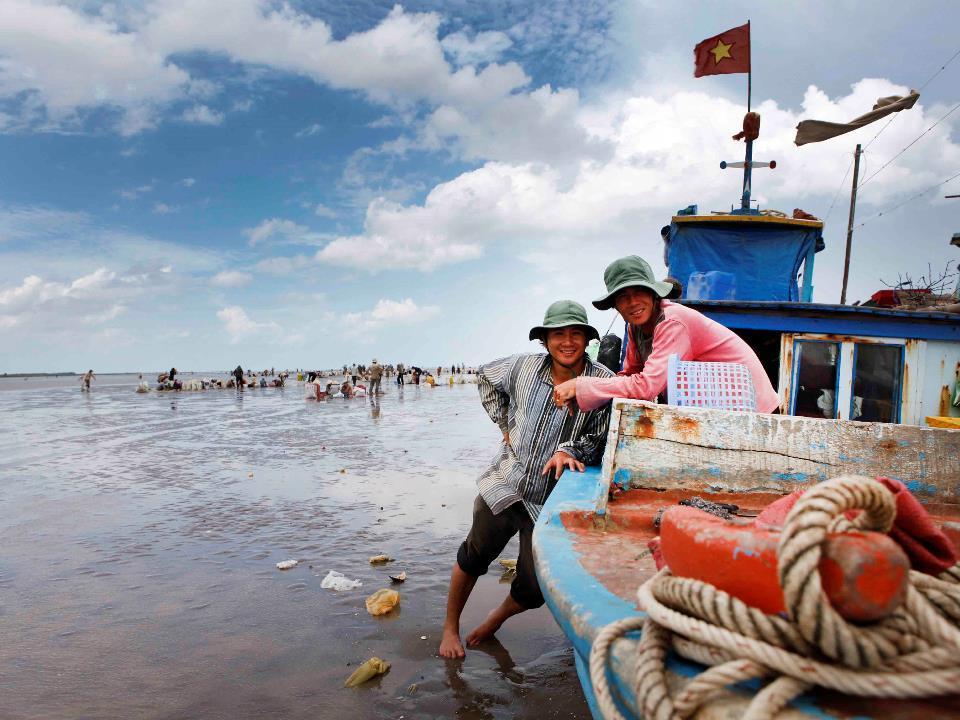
[[112, 361, 479, 395], [303, 361, 479, 400]]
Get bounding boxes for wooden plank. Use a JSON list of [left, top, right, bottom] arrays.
[[607, 400, 960, 502]]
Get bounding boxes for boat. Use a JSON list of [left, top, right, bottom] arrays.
[[533, 88, 960, 719], [533, 399, 960, 718]]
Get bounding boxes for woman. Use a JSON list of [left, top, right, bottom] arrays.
[[553, 255, 779, 413]]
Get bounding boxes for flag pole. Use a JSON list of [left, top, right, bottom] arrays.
[[740, 20, 752, 211], [747, 20, 751, 112]]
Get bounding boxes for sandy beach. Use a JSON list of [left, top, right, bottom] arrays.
[[0, 374, 590, 719]]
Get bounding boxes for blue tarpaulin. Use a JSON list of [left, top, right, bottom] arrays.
[[667, 221, 822, 302]]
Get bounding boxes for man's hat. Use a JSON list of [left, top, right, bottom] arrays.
[[592, 255, 674, 310], [528, 300, 600, 342]]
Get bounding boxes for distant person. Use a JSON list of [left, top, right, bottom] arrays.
[[396, 362, 405, 386], [233, 365, 244, 389], [368, 359, 384, 395], [438, 300, 614, 659], [169, 367, 177, 383], [80, 369, 95, 391], [136, 374, 149, 393]]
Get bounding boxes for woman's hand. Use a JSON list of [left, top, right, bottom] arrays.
[[553, 378, 578, 415], [541, 451, 584, 480]]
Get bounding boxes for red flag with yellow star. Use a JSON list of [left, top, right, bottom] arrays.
[[694, 23, 750, 77]]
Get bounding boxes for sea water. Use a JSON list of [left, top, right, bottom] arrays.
[[0, 374, 589, 719]]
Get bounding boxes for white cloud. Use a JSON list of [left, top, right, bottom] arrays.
[[314, 78, 960, 279], [313, 203, 336, 218], [253, 254, 311, 275], [342, 297, 439, 337], [0, 0, 188, 132], [180, 177, 196, 187], [0, 267, 129, 329], [295, 122, 323, 138], [216, 305, 280, 344], [441, 29, 513, 65], [119, 184, 154, 200], [152, 202, 179, 214], [210, 270, 253, 288], [243, 217, 321, 247], [181, 104, 224, 125]]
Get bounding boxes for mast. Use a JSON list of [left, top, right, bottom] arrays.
[[839, 144, 862, 305]]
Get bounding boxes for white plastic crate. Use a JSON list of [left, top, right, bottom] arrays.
[[666, 354, 757, 411]]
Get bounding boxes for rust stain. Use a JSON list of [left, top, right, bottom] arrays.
[[941, 385, 952, 417], [877, 438, 898, 455], [670, 415, 702, 442], [633, 414, 655, 438]]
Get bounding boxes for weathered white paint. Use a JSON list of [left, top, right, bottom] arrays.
[[595, 400, 960, 515], [922, 340, 960, 419]]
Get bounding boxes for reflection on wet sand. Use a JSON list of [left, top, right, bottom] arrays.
[[0, 375, 589, 720]]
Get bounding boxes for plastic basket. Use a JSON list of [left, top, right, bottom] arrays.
[[666, 354, 757, 411]]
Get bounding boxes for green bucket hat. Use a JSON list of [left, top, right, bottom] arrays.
[[592, 255, 674, 310], [528, 300, 600, 342]]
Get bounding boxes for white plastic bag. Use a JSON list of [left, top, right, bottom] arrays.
[[321, 570, 362, 591]]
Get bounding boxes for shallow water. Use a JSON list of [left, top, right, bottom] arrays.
[[0, 375, 591, 720]]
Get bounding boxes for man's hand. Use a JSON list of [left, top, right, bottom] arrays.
[[541, 451, 584, 480], [502, 430, 511, 447]]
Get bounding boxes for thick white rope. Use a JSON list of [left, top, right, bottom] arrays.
[[588, 475, 960, 720]]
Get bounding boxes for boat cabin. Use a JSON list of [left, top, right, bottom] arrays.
[[663, 213, 960, 424]]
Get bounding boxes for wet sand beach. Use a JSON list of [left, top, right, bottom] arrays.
[[0, 375, 590, 720]]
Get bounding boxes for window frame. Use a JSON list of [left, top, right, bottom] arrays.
[[779, 333, 917, 424]]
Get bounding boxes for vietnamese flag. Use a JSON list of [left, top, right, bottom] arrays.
[[694, 23, 750, 77]]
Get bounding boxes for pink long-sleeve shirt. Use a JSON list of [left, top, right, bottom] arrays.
[[576, 301, 780, 413]]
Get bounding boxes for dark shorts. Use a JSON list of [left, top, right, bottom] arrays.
[[456, 496, 544, 609]]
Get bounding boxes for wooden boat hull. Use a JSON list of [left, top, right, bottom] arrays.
[[533, 400, 960, 719]]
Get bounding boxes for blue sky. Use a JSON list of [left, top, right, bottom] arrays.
[[1, 0, 959, 372]]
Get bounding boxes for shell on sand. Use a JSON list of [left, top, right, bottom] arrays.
[[365, 588, 400, 616], [344, 657, 390, 687]]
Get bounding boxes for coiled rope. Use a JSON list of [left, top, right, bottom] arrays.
[[589, 475, 960, 720]]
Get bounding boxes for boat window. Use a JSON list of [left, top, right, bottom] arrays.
[[851, 343, 904, 423], [791, 341, 840, 418]]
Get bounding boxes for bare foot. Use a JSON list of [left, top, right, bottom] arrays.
[[439, 626, 465, 658], [465, 613, 504, 647]]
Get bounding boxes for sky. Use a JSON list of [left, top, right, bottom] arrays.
[[1, 0, 959, 373]]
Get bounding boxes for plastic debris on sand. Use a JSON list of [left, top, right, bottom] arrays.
[[321, 570, 363, 591], [365, 588, 400, 616], [344, 657, 390, 687]]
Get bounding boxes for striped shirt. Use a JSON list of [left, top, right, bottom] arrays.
[[476, 353, 614, 520]]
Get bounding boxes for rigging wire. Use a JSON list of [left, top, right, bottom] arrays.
[[854, 168, 960, 230], [861, 44, 960, 152], [823, 154, 855, 222], [857, 100, 960, 189]]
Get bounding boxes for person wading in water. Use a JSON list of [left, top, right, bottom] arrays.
[[438, 300, 614, 658]]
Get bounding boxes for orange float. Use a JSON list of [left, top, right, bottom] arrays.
[[658, 505, 910, 621]]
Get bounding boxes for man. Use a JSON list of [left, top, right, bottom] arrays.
[[81, 369, 95, 391], [368, 359, 383, 395], [438, 300, 614, 659]]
